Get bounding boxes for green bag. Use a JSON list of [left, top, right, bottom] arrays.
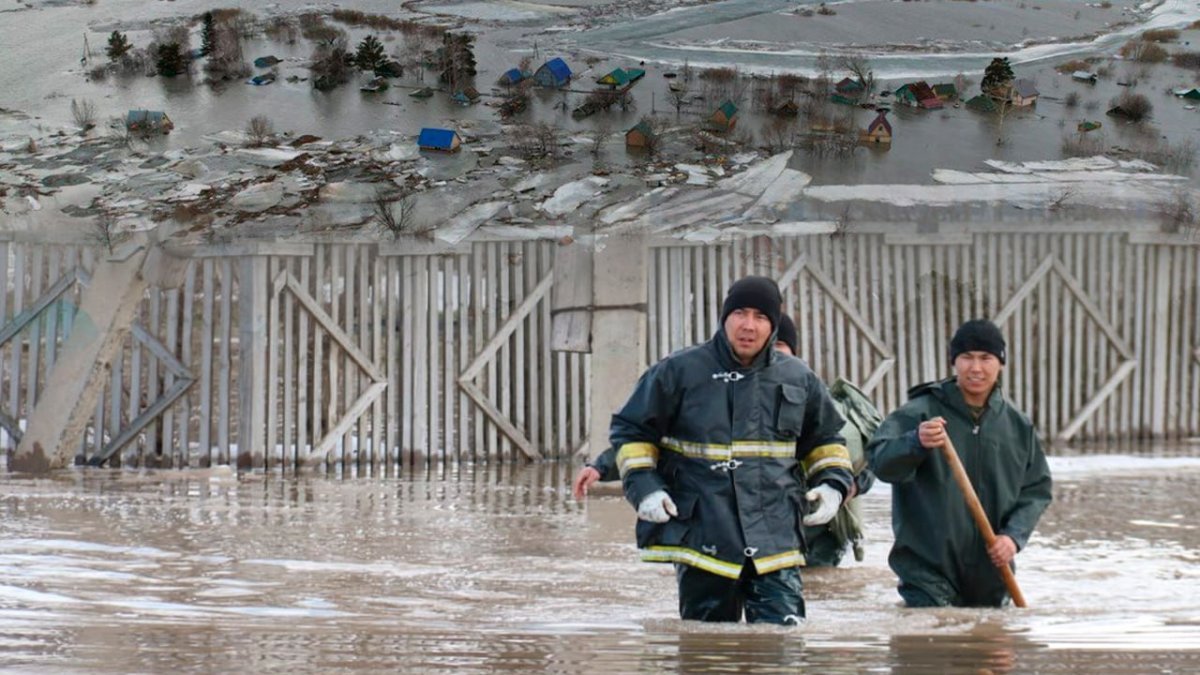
[[827, 378, 884, 561]]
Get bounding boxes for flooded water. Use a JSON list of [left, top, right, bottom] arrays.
[[3, 0, 1197, 188], [3, 449, 1200, 673]]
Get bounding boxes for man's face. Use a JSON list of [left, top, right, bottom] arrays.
[[954, 350, 1002, 401], [724, 307, 773, 365]]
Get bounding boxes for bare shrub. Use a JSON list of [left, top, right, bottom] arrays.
[[1064, 91, 1080, 107], [1141, 28, 1180, 43], [1129, 137, 1197, 174], [762, 117, 797, 154], [1157, 191, 1198, 234], [311, 36, 353, 90], [1172, 52, 1200, 69], [246, 115, 274, 146], [510, 122, 562, 160], [1055, 59, 1092, 74], [71, 98, 97, 131], [1110, 91, 1153, 122], [203, 23, 250, 81], [374, 188, 418, 237], [1119, 40, 1168, 63], [264, 17, 300, 44], [816, 2, 837, 15], [92, 213, 121, 254]]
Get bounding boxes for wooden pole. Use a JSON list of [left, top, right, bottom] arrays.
[[939, 436, 1028, 608]]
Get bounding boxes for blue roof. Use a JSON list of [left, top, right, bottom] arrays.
[[418, 128, 458, 149], [126, 110, 166, 124], [539, 57, 572, 81], [500, 68, 524, 84]]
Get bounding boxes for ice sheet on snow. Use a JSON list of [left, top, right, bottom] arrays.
[[436, 201, 508, 244], [803, 180, 1191, 208], [985, 156, 1118, 173], [235, 147, 307, 167], [538, 177, 609, 217]]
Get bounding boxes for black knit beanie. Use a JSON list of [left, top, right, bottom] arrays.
[[776, 313, 798, 354], [949, 319, 1006, 365], [720, 276, 782, 329]]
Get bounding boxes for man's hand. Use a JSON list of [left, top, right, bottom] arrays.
[[636, 490, 678, 523], [988, 534, 1017, 568], [571, 466, 601, 500], [917, 416, 948, 449], [802, 484, 843, 526]]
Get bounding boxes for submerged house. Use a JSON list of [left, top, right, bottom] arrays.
[[418, 128, 462, 153], [125, 110, 173, 134], [834, 77, 864, 97], [596, 67, 646, 88], [625, 120, 657, 149], [248, 72, 276, 86], [894, 81, 942, 109], [964, 94, 998, 113], [860, 110, 892, 145], [932, 83, 958, 101], [1010, 79, 1039, 106], [253, 55, 281, 68], [1172, 88, 1200, 100], [1072, 71, 1098, 84], [709, 100, 739, 131], [498, 68, 526, 86], [533, 57, 572, 88]]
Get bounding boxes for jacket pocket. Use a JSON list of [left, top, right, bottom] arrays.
[[776, 383, 807, 438], [635, 491, 698, 549]]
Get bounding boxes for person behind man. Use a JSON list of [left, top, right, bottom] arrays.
[[575, 313, 877, 570], [609, 276, 853, 624], [771, 315, 878, 568], [866, 319, 1052, 607]]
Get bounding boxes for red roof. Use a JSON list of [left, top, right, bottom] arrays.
[[908, 81, 942, 108], [867, 111, 892, 135]]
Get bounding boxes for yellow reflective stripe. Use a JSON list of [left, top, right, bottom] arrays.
[[661, 437, 795, 460], [753, 550, 805, 574], [731, 442, 794, 459], [660, 438, 731, 460], [616, 442, 659, 478], [801, 443, 851, 477], [641, 546, 744, 579]]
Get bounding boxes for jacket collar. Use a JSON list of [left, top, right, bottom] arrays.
[[714, 326, 777, 372], [915, 377, 1006, 416]]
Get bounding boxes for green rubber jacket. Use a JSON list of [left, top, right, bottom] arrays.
[[867, 378, 1052, 606]]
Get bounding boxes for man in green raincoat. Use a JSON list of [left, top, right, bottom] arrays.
[[867, 319, 1052, 607]]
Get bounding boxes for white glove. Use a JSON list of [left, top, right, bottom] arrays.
[[802, 484, 843, 526], [637, 490, 678, 523]]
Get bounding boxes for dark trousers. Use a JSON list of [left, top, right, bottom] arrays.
[[675, 562, 804, 624]]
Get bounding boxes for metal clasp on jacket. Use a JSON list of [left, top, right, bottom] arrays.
[[711, 371, 744, 383], [710, 458, 744, 472]]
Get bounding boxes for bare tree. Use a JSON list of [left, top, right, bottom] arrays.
[[246, 115, 274, 146], [510, 122, 562, 160], [762, 117, 797, 153], [836, 53, 874, 93], [1157, 190, 1198, 235], [92, 212, 121, 254], [71, 98, 97, 132], [666, 82, 690, 118], [374, 188, 417, 237], [590, 118, 612, 160], [637, 116, 669, 159]]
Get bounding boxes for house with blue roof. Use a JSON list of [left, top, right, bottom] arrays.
[[533, 57, 572, 88], [498, 68, 527, 86], [418, 128, 462, 153]]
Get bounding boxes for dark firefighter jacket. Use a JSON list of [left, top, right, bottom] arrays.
[[866, 378, 1053, 605], [610, 329, 853, 579]]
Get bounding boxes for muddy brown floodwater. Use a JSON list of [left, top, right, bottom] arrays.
[[2, 449, 1200, 673]]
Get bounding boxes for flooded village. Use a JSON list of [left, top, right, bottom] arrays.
[[2, 0, 1200, 672]]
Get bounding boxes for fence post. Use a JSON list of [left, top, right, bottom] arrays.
[[587, 233, 647, 462], [238, 255, 268, 469]]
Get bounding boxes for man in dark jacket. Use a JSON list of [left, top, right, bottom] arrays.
[[575, 315, 877, 568], [610, 276, 854, 624], [867, 319, 1052, 607]]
